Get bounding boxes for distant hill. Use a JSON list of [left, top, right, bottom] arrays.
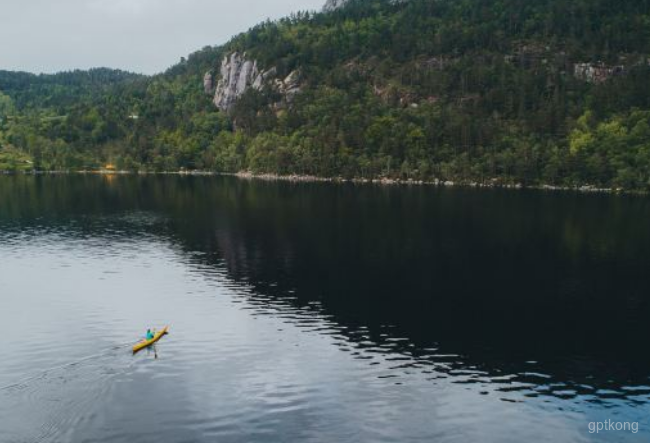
[[1, 0, 650, 190], [0, 68, 144, 109]]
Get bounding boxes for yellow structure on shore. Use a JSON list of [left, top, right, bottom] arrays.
[[100, 163, 117, 174]]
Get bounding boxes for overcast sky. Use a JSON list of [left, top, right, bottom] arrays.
[[0, 0, 325, 75]]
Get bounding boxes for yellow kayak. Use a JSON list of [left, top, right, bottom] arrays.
[[133, 326, 169, 353]]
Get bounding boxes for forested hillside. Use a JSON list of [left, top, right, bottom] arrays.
[[1, 0, 650, 190]]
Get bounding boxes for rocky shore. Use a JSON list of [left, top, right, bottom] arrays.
[[0, 169, 629, 194], [234, 171, 621, 194]]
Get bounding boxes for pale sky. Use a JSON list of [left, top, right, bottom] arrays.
[[0, 0, 325, 75]]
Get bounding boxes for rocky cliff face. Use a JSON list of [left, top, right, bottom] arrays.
[[212, 53, 266, 112], [323, 0, 407, 12], [273, 70, 301, 105], [323, 0, 350, 11], [209, 52, 300, 113], [203, 72, 214, 95], [574, 62, 625, 84]]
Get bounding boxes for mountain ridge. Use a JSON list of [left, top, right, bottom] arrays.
[[1, 0, 650, 190]]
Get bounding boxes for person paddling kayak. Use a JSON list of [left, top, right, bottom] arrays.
[[134, 326, 169, 354]]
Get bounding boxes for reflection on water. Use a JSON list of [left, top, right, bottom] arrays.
[[1, 175, 650, 442]]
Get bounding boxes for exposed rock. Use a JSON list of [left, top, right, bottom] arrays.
[[323, 0, 407, 12], [275, 70, 301, 106], [574, 62, 624, 84], [212, 52, 301, 112], [253, 67, 276, 90], [213, 52, 265, 112], [323, 0, 350, 11], [203, 71, 214, 95]]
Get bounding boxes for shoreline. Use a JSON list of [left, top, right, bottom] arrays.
[[0, 169, 634, 195], [232, 171, 623, 194]]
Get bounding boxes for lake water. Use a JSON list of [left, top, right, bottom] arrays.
[[1, 175, 649, 442]]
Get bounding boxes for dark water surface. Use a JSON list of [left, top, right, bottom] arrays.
[[1, 175, 650, 442]]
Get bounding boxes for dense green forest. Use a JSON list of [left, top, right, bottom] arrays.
[[1, 0, 650, 190]]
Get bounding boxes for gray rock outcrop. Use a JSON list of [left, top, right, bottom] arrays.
[[323, 0, 350, 11], [209, 52, 301, 113], [274, 70, 301, 105], [323, 0, 407, 12], [574, 62, 624, 84], [213, 52, 265, 112], [203, 72, 214, 95]]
